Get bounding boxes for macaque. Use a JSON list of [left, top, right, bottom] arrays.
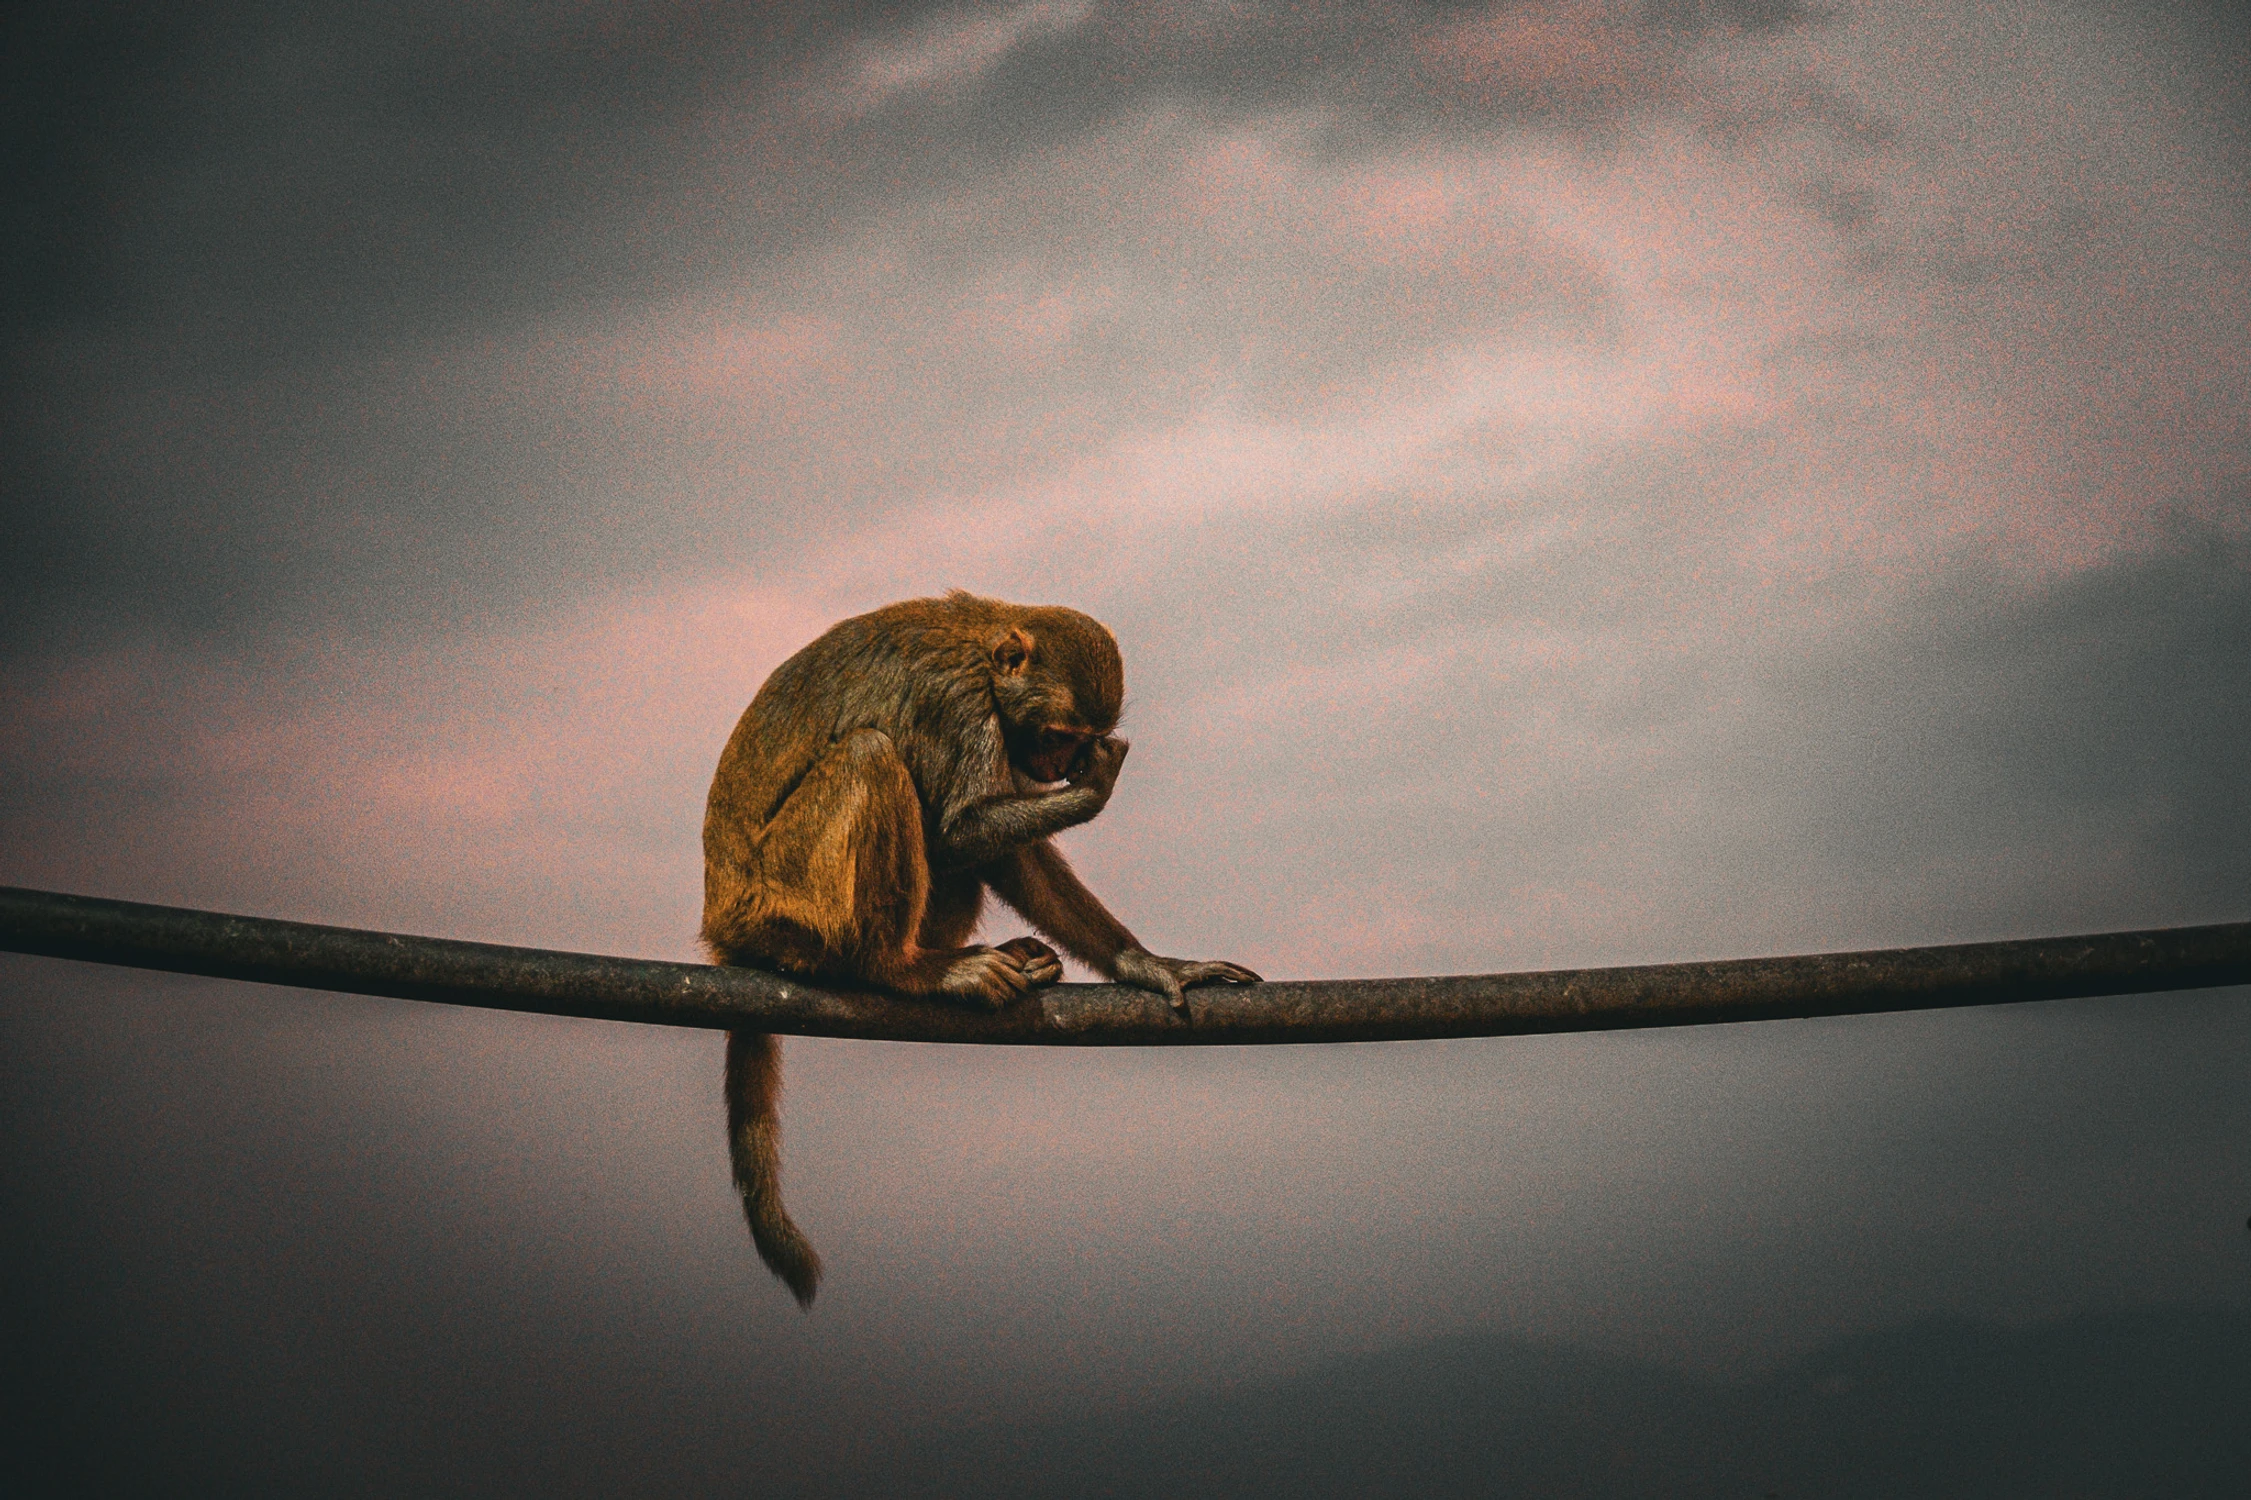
[[700, 591, 1260, 1305]]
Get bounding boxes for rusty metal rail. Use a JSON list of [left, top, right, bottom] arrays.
[[2, 884, 2246, 1045]]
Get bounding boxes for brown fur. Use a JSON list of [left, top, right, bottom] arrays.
[[701, 592, 1260, 1305]]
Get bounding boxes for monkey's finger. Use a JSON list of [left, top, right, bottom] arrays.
[[992, 938, 1062, 986], [1177, 961, 1262, 988], [975, 951, 1039, 1007]]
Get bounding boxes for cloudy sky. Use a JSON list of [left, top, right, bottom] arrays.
[[4, 0, 2247, 1491]]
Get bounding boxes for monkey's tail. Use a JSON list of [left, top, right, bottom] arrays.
[[724, 1029, 823, 1308]]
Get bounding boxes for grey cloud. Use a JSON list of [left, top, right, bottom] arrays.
[[1, 0, 1812, 356], [939, 0, 1829, 160], [3, 0, 1851, 660], [4, 2, 798, 348], [1724, 529, 2251, 925], [1, 99, 1617, 656], [1083, 490, 2249, 977], [1644, 0, 1819, 29], [0, 0, 844, 654]]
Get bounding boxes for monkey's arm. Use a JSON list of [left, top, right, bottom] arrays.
[[987, 840, 1262, 1008], [984, 839, 1139, 971], [938, 787, 1106, 867], [934, 735, 1125, 868]]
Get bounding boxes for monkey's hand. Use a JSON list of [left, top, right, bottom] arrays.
[[1111, 949, 1263, 1013], [938, 736, 1130, 866], [1065, 734, 1128, 809]]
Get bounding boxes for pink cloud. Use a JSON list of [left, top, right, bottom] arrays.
[[1415, 2, 1663, 116], [11, 0, 2240, 990], [830, 0, 1094, 115]]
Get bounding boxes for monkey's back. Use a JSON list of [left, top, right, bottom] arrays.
[[701, 598, 1005, 905]]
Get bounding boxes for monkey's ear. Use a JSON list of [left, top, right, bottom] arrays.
[[991, 627, 1034, 677]]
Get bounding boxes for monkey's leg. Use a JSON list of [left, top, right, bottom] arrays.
[[757, 730, 1045, 1006], [917, 870, 984, 950], [923, 870, 1063, 987]]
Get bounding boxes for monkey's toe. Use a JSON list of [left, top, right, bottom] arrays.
[[995, 937, 1064, 986], [938, 948, 1034, 1008]]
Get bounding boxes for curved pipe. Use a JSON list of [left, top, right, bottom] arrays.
[[3, 884, 2246, 1045]]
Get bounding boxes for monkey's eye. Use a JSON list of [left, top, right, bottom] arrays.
[[1026, 728, 1093, 781]]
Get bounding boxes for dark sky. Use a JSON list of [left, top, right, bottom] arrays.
[[4, 1, 2248, 1493]]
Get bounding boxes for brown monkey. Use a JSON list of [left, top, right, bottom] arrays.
[[700, 591, 1260, 1306]]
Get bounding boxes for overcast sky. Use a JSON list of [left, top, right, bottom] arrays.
[[4, 0, 2248, 1492]]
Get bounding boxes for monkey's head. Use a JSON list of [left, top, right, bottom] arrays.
[[988, 606, 1125, 784]]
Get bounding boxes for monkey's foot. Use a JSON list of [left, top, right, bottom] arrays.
[[936, 946, 1047, 1009], [994, 937, 1064, 987]]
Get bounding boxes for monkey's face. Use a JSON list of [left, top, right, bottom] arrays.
[[998, 674, 1109, 783], [996, 669, 1105, 783], [990, 610, 1123, 783], [1017, 726, 1098, 785]]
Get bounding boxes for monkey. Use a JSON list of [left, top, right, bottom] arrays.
[[700, 591, 1261, 1306]]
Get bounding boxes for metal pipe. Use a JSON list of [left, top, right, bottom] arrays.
[[2, 884, 2245, 1045]]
